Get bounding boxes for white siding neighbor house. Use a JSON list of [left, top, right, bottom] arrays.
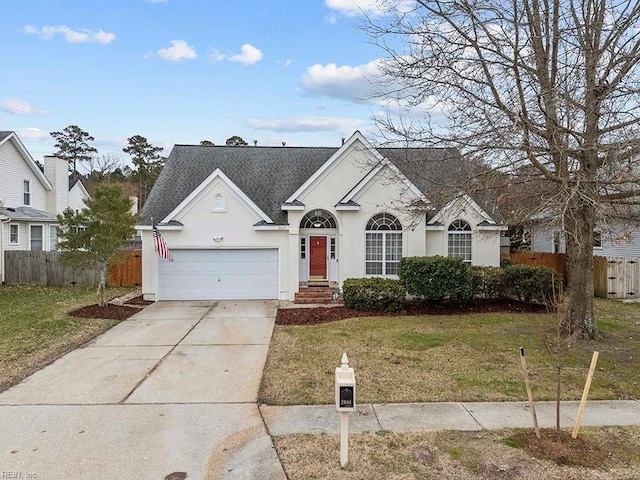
[[0, 131, 90, 283], [138, 131, 506, 301]]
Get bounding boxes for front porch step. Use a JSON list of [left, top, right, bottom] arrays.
[[294, 286, 341, 304]]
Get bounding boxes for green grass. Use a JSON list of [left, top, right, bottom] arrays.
[[0, 285, 133, 391], [260, 298, 640, 405]]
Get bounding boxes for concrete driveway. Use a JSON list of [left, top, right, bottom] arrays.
[[0, 300, 286, 480]]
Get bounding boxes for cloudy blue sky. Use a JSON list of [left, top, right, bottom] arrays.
[[0, 0, 414, 165]]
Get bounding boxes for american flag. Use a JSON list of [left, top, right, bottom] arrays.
[[153, 225, 174, 261]]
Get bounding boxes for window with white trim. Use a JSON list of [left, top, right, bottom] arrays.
[[366, 213, 402, 275], [212, 193, 226, 212], [593, 230, 602, 249], [300, 209, 337, 229], [448, 220, 472, 263], [30, 225, 43, 251], [23, 180, 31, 206], [300, 237, 306, 259], [50, 225, 59, 251], [10, 224, 19, 245]]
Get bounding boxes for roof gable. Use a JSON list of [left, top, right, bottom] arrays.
[[161, 168, 272, 224], [428, 194, 498, 225], [284, 131, 382, 204], [0, 131, 53, 190]]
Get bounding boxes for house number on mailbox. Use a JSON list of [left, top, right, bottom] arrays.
[[339, 386, 354, 408]]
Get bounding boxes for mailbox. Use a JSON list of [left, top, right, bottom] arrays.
[[335, 353, 356, 412]]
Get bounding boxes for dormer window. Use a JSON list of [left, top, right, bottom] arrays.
[[23, 180, 31, 206], [212, 193, 226, 212]]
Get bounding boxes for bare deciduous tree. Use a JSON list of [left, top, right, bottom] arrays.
[[366, 0, 640, 338]]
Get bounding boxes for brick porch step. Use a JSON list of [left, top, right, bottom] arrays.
[[294, 287, 338, 304]]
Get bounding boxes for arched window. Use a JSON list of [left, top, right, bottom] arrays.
[[448, 220, 472, 263], [212, 193, 226, 212], [300, 209, 337, 229], [366, 213, 402, 275]]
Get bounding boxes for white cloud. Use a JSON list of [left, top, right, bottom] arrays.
[[210, 44, 263, 66], [324, 0, 414, 17], [24, 25, 115, 44], [302, 60, 384, 103], [15, 127, 49, 141], [209, 49, 227, 62], [325, 13, 338, 24], [1, 99, 47, 115], [247, 116, 365, 133], [229, 44, 263, 65], [153, 40, 197, 61]]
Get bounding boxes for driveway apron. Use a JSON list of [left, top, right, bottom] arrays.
[[0, 300, 286, 480]]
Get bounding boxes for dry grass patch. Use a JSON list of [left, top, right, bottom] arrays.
[[260, 299, 640, 405], [0, 285, 133, 391], [275, 427, 640, 480]]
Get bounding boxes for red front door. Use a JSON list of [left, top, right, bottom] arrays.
[[309, 236, 327, 278]]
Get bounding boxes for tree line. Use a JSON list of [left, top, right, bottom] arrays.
[[50, 125, 250, 208]]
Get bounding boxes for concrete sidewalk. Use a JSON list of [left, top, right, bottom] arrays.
[[261, 400, 640, 436]]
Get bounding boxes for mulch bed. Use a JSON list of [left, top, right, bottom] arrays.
[[69, 304, 141, 321], [276, 299, 548, 326], [123, 295, 154, 306], [510, 429, 609, 467]]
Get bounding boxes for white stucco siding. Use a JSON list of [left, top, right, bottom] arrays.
[[334, 176, 426, 283], [426, 230, 445, 256], [429, 200, 502, 267], [0, 141, 48, 210], [474, 231, 502, 266], [298, 143, 376, 208], [141, 178, 289, 300]]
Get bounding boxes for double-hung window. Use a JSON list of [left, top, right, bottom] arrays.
[[365, 213, 402, 275], [448, 220, 472, 263], [23, 180, 31, 206]]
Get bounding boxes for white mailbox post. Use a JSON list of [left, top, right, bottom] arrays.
[[335, 352, 355, 468]]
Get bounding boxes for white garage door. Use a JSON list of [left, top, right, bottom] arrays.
[[157, 249, 278, 300]]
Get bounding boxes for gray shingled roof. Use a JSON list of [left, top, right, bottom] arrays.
[[140, 144, 504, 226], [141, 146, 338, 225], [0, 131, 13, 142], [1, 206, 57, 221]]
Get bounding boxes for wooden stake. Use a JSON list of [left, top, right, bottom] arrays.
[[572, 351, 599, 439], [520, 347, 541, 439]]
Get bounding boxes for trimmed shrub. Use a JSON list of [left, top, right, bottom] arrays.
[[342, 277, 406, 312], [502, 264, 561, 305], [470, 266, 505, 299], [500, 257, 514, 268], [399, 256, 472, 302]]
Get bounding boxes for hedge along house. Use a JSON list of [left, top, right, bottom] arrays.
[[137, 131, 506, 301]]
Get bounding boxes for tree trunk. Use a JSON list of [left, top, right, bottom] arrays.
[[97, 267, 107, 307], [562, 200, 598, 338]]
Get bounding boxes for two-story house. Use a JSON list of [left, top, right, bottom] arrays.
[[0, 131, 89, 283]]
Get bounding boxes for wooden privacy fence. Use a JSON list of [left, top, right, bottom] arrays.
[[503, 252, 640, 299], [4, 250, 142, 287], [502, 252, 567, 277], [597, 256, 640, 300]]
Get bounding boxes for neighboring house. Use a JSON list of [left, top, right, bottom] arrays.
[[0, 131, 90, 283], [530, 223, 640, 257], [138, 131, 506, 301]]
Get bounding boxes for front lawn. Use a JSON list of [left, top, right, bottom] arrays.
[[274, 427, 640, 480], [0, 285, 133, 392], [259, 299, 640, 405]]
